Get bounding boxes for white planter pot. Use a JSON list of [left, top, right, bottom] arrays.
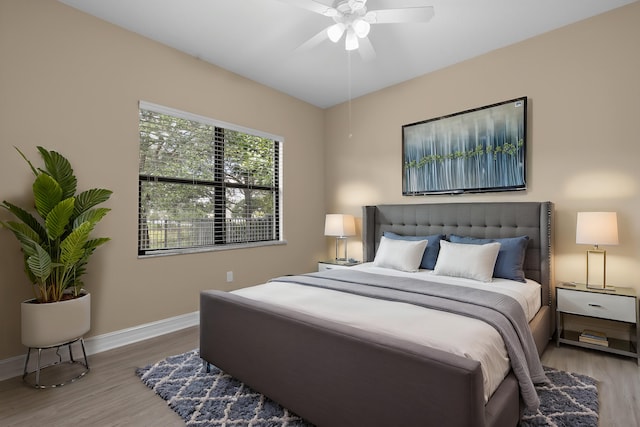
[[21, 292, 91, 348]]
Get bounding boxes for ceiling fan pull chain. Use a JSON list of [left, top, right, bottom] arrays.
[[348, 50, 353, 139]]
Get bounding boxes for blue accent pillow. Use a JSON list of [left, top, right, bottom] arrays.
[[448, 235, 529, 282], [383, 232, 445, 270]]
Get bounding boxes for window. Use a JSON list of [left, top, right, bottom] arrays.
[[138, 102, 282, 256]]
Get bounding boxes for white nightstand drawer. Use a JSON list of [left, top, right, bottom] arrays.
[[557, 288, 636, 323], [317, 261, 361, 272], [318, 263, 334, 272], [318, 262, 348, 271]]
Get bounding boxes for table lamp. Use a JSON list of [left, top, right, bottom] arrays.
[[324, 214, 356, 262], [576, 212, 619, 289]]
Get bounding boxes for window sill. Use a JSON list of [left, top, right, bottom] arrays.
[[138, 240, 287, 258]]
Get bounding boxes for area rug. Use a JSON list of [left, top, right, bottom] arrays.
[[521, 366, 599, 427], [136, 350, 598, 427]]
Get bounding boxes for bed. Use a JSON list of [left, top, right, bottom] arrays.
[[200, 201, 554, 427]]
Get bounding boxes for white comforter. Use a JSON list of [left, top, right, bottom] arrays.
[[232, 263, 541, 403]]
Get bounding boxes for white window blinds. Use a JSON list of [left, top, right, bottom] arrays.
[[138, 102, 282, 255]]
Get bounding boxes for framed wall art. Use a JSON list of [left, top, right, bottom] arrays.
[[402, 97, 527, 195]]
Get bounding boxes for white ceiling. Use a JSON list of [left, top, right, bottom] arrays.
[[59, 0, 636, 108]]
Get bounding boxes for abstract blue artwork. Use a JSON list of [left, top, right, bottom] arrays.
[[403, 97, 527, 195]]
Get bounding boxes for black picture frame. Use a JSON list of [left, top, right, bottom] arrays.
[[402, 97, 527, 195]]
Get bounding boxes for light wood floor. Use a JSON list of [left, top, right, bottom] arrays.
[[0, 328, 198, 427], [1, 327, 638, 426], [540, 344, 640, 427]]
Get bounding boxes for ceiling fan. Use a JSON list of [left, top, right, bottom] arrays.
[[279, 0, 435, 60]]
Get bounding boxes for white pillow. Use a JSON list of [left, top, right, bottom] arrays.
[[373, 236, 428, 272], [433, 240, 501, 282]]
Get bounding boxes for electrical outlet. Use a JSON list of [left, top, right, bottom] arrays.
[[226, 271, 233, 282]]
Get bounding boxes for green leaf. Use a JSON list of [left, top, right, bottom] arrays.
[[45, 198, 75, 240], [26, 243, 52, 285], [1, 201, 48, 242], [22, 255, 38, 284], [73, 208, 111, 229], [37, 146, 77, 200], [0, 220, 42, 245], [84, 237, 111, 252], [60, 221, 93, 267], [33, 173, 63, 219], [73, 188, 112, 217], [0, 221, 41, 257]]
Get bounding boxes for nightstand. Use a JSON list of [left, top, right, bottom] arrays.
[[556, 282, 639, 364], [318, 260, 361, 272]]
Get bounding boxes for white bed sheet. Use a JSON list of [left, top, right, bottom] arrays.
[[232, 264, 542, 403]]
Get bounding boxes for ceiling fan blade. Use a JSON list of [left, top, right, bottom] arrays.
[[294, 27, 330, 53], [368, 6, 434, 24], [277, 0, 339, 17], [358, 36, 377, 61]]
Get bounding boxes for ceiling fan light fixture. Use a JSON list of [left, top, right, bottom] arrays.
[[353, 19, 370, 38], [327, 23, 346, 42], [348, 0, 366, 11], [283, 0, 434, 57], [345, 30, 359, 50], [323, 8, 339, 17], [364, 11, 376, 24]]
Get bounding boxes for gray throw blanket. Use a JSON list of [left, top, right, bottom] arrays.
[[270, 269, 547, 410]]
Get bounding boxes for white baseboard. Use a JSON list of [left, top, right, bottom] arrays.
[[0, 311, 199, 382]]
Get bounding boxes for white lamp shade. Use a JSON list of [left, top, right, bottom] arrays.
[[576, 212, 619, 246], [324, 214, 356, 237]]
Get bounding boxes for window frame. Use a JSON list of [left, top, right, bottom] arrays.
[[138, 101, 284, 257]]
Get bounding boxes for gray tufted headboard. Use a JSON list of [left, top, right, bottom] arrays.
[[362, 202, 554, 307]]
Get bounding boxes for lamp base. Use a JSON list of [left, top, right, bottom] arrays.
[[334, 236, 348, 262], [585, 248, 607, 289]]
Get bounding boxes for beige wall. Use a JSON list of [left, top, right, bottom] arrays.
[[0, 0, 326, 359], [325, 3, 640, 290], [2, 1, 639, 361]]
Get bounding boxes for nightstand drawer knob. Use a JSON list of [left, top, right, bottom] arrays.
[[588, 303, 602, 307]]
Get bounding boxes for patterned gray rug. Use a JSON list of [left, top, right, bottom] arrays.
[[521, 366, 598, 427], [136, 350, 598, 427]]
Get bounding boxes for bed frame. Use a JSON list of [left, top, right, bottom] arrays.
[[200, 201, 554, 427]]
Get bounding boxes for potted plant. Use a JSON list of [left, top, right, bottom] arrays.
[[1, 146, 112, 349]]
